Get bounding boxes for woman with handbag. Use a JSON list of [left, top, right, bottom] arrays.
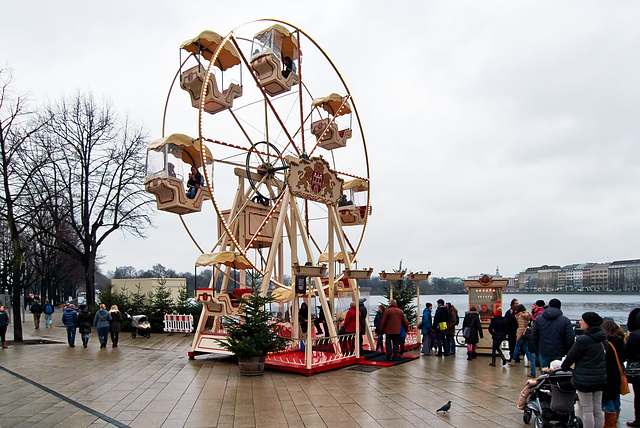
[[560, 312, 607, 428], [462, 305, 482, 360], [601, 319, 626, 427], [625, 308, 640, 427]]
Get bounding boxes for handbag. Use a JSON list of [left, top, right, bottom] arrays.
[[400, 325, 407, 339], [418, 321, 424, 329], [463, 327, 471, 340], [610, 344, 630, 395], [625, 361, 640, 384], [437, 321, 447, 331]]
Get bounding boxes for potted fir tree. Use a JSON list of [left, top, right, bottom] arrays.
[[217, 286, 290, 376]]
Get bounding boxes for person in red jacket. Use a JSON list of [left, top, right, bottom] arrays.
[[379, 299, 409, 361]]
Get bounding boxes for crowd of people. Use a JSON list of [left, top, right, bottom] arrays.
[[60, 303, 127, 349]]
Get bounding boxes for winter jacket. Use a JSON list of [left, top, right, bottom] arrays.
[[626, 308, 640, 366], [93, 309, 112, 329], [379, 303, 409, 335], [531, 307, 575, 357], [504, 308, 519, 338], [531, 306, 544, 321], [515, 311, 532, 340], [109, 311, 123, 332], [61, 307, 78, 327], [603, 334, 625, 401], [374, 310, 384, 334], [77, 309, 92, 334], [462, 311, 483, 344], [488, 314, 507, 341], [343, 307, 358, 333], [30, 302, 43, 314], [433, 305, 449, 330], [446, 306, 459, 336], [561, 326, 607, 392], [0, 309, 10, 327], [421, 308, 433, 334]]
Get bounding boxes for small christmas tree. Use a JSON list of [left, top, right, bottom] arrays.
[[217, 286, 290, 358]]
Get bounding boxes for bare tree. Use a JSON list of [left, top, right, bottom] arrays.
[[0, 69, 50, 341], [35, 92, 154, 306]]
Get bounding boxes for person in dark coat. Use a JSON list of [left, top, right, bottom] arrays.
[[0, 305, 10, 348], [420, 303, 433, 356], [77, 305, 92, 348], [62, 304, 79, 347], [379, 299, 409, 361], [625, 308, 640, 427], [298, 302, 309, 334], [531, 298, 575, 371], [314, 306, 326, 336], [374, 305, 385, 352], [504, 298, 519, 362], [30, 300, 43, 329], [488, 307, 507, 366], [561, 311, 607, 428], [433, 299, 450, 356], [109, 305, 124, 348], [462, 306, 483, 360], [446, 303, 459, 356], [601, 319, 625, 428]]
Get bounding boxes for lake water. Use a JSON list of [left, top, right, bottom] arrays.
[[362, 293, 640, 326]]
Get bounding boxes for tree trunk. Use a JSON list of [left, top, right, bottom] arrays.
[[11, 258, 23, 342]]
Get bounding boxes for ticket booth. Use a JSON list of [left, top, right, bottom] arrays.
[[463, 274, 509, 355]]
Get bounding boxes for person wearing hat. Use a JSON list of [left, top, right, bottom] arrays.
[[561, 311, 607, 428], [531, 298, 575, 371]]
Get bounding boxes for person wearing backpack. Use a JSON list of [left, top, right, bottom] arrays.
[[43, 299, 55, 328]]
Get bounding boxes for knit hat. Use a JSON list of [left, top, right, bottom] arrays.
[[582, 311, 603, 327], [548, 298, 561, 309]]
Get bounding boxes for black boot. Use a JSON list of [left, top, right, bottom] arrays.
[[82, 337, 88, 348], [489, 357, 496, 366], [467, 352, 472, 361]]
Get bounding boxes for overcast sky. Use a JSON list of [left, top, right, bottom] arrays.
[[3, 1, 639, 279]]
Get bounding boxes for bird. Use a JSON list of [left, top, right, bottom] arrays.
[[436, 401, 451, 413]]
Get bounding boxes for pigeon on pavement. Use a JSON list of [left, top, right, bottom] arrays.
[[436, 401, 451, 413]]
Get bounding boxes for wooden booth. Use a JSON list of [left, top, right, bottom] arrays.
[[463, 274, 509, 355]]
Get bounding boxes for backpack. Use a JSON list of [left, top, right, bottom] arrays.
[[44, 304, 53, 314]]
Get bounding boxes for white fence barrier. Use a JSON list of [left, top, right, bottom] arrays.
[[163, 314, 194, 334]]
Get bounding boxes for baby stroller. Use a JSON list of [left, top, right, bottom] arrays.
[[522, 369, 582, 427], [130, 315, 151, 338]]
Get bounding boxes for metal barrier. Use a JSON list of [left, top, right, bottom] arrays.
[[163, 314, 194, 334]]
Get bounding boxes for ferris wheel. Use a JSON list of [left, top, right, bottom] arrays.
[[144, 20, 372, 357]]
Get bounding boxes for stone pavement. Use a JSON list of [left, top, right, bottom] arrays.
[[0, 315, 635, 428]]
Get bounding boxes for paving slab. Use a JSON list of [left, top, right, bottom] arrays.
[[0, 315, 636, 427]]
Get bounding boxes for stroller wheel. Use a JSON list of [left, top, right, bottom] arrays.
[[523, 409, 532, 425], [570, 416, 583, 428], [533, 415, 545, 428], [131, 332, 136, 338], [145, 332, 151, 338]]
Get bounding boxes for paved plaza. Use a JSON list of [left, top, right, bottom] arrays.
[[0, 315, 635, 427]]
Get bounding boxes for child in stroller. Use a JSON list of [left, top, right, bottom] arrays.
[[131, 315, 151, 338], [518, 361, 583, 427]]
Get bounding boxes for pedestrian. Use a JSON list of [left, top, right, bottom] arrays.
[[93, 304, 112, 349], [434, 299, 450, 356], [624, 308, 640, 427], [77, 305, 92, 348], [531, 298, 575, 371], [420, 303, 433, 356], [314, 305, 326, 336], [298, 302, 309, 334], [462, 305, 483, 360], [561, 312, 607, 428], [0, 305, 10, 348], [505, 298, 519, 363], [374, 305, 385, 352], [508, 304, 532, 365], [446, 302, 459, 356], [109, 305, 124, 348], [488, 307, 507, 366], [379, 299, 409, 361], [61, 304, 79, 347], [42, 299, 54, 328], [531, 300, 545, 321], [343, 302, 358, 352], [601, 319, 625, 427], [359, 298, 368, 351], [30, 299, 43, 329]]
